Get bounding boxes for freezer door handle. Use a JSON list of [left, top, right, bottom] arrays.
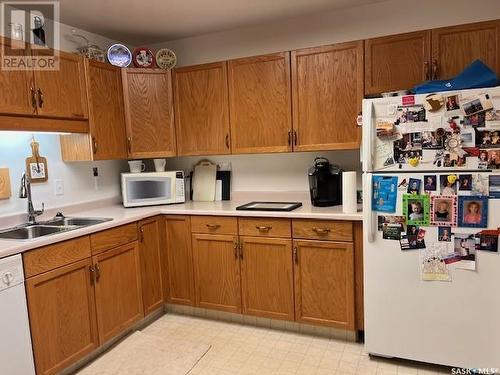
[[363, 173, 376, 243], [362, 100, 375, 172]]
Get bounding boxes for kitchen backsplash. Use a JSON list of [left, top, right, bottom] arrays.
[[0, 132, 126, 217]]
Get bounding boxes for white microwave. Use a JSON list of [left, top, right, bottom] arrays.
[[121, 171, 185, 207]]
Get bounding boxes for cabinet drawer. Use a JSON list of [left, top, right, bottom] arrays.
[[23, 236, 91, 278], [238, 217, 291, 238], [91, 223, 138, 254], [292, 219, 352, 242], [190, 216, 237, 235]]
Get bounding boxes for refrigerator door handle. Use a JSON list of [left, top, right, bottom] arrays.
[[363, 173, 376, 243], [362, 100, 375, 172]]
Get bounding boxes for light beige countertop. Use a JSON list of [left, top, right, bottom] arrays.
[[0, 192, 362, 259]]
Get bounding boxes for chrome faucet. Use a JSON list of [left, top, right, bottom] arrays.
[[19, 172, 44, 224]]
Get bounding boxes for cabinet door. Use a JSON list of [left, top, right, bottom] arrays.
[[173, 62, 230, 156], [291, 41, 363, 151], [122, 69, 176, 158], [365, 30, 431, 95], [86, 60, 127, 160], [0, 37, 34, 115], [240, 236, 294, 320], [228, 53, 292, 153], [33, 50, 88, 119], [139, 218, 164, 315], [432, 20, 500, 80], [192, 234, 241, 313], [93, 242, 143, 344], [293, 240, 355, 330], [164, 216, 195, 305], [26, 258, 98, 375]]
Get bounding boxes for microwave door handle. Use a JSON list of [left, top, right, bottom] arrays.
[[363, 173, 376, 243]]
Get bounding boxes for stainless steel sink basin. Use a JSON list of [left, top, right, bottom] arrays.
[[0, 225, 71, 240], [0, 215, 113, 240], [44, 217, 112, 227]]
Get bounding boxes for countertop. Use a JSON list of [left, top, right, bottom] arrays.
[[0, 195, 363, 259]]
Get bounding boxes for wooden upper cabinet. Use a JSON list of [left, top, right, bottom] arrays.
[[365, 30, 431, 95], [0, 37, 34, 116], [164, 216, 195, 306], [240, 236, 294, 320], [138, 217, 164, 315], [432, 20, 500, 80], [192, 233, 241, 313], [86, 60, 127, 160], [122, 69, 176, 158], [291, 41, 363, 151], [228, 53, 292, 154], [92, 242, 143, 344], [33, 50, 88, 119], [26, 258, 99, 375], [173, 62, 230, 156], [294, 240, 355, 330]]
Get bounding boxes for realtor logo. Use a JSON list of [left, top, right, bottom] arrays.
[[1, 1, 60, 70]]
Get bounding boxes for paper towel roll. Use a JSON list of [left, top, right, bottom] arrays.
[[342, 171, 357, 214]]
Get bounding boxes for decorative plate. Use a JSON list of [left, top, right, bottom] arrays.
[[132, 47, 155, 68], [155, 48, 177, 69], [107, 44, 132, 67]]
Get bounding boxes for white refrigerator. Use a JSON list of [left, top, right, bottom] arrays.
[[362, 86, 500, 369]]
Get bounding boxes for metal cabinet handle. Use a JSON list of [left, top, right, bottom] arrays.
[[312, 227, 330, 234], [431, 58, 438, 80], [92, 137, 98, 154], [140, 227, 144, 242], [206, 223, 221, 230], [95, 263, 101, 282], [239, 243, 243, 260], [37, 88, 44, 108], [256, 225, 272, 232], [89, 265, 96, 284], [225, 134, 230, 149], [293, 246, 298, 265], [127, 137, 132, 154], [287, 131, 291, 146], [424, 61, 430, 80], [30, 87, 37, 110], [233, 241, 239, 259], [293, 131, 298, 146]]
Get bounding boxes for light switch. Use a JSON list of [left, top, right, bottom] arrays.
[[55, 179, 64, 196]]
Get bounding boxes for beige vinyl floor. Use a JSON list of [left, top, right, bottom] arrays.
[[135, 314, 452, 375]]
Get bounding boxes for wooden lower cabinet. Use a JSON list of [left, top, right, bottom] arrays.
[[92, 242, 144, 344], [240, 236, 294, 320], [293, 239, 355, 330], [139, 217, 164, 315], [192, 233, 241, 313], [164, 216, 196, 305], [26, 258, 99, 375]]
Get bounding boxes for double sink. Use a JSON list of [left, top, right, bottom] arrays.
[[0, 215, 112, 240]]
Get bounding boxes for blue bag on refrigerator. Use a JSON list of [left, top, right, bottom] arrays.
[[413, 60, 499, 94]]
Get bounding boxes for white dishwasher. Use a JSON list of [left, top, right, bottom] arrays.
[[0, 254, 36, 375]]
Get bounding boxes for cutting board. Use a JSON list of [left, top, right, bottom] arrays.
[[25, 138, 48, 183], [0, 168, 11, 199], [192, 159, 217, 202]]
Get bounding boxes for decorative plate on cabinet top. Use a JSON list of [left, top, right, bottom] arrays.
[[155, 48, 177, 69], [132, 47, 155, 68], [107, 43, 132, 67]]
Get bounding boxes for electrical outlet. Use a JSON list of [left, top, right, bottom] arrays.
[[54, 179, 64, 196]]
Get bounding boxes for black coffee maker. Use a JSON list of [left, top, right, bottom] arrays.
[[308, 157, 343, 207]]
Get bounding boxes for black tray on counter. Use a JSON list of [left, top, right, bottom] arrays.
[[235, 201, 302, 212]]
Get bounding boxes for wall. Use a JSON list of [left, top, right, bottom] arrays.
[[167, 151, 361, 192], [156, 0, 500, 194], [152, 0, 500, 66], [0, 23, 127, 218]]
